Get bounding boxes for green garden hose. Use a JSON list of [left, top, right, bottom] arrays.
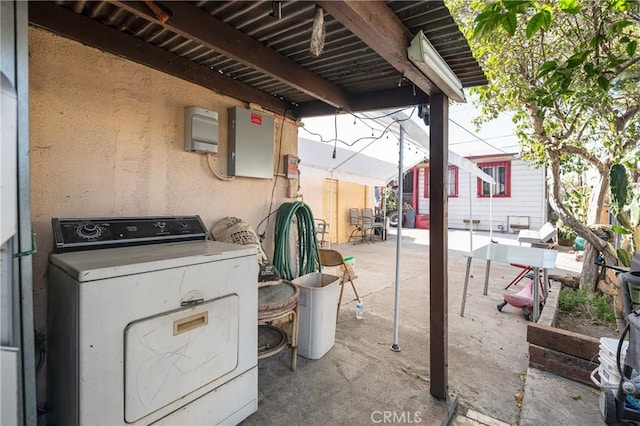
[[273, 202, 321, 280]]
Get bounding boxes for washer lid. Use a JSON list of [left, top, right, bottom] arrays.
[[49, 240, 255, 282], [124, 295, 239, 423]]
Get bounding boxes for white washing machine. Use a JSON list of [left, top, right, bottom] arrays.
[[47, 217, 258, 425]]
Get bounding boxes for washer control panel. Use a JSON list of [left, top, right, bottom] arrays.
[[52, 216, 207, 253]]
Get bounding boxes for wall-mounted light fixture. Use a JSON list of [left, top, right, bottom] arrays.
[[408, 30, 465, 102]]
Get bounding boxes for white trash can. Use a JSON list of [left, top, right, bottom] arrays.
[[292, 273, 341, 359]]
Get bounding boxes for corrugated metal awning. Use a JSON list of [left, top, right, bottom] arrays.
[[28, 1, 486, 118]]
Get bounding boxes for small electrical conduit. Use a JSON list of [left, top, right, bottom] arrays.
[[206, 153, 235, 181]]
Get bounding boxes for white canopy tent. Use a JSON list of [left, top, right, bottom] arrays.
[[300, 107, 496, 351], [298, 136, 422, 187], [300, 108, 496, 245]]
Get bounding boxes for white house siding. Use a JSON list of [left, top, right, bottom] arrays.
[[416, 157, 546, 233]]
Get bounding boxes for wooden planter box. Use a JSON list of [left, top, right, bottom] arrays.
[[527, 323, 600, 388]]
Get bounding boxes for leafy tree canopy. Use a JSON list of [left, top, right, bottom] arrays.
[[446, 0, 640, 288]]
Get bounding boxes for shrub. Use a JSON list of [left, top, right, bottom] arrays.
[[558, 287, 615, 325], [558, 288, 588, 312]]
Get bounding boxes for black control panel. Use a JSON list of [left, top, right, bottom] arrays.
[[52, 216, 208, 253]]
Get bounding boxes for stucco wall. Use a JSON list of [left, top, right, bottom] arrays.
[[299, 170, 377, 245], [29, 26, 297, 353]]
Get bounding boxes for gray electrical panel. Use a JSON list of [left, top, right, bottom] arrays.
[[227, 107, 274, 179], [184, 106, 218, 153]]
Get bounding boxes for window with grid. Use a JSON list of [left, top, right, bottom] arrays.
[[477, 161, 511, 197], [423, 166, 458, 198]]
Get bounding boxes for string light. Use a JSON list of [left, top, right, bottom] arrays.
[[299, 106, 417, 148]]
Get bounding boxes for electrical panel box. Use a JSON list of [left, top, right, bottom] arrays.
[[184, 106, 218, 154], [228, 107, 274, 179], [284, 154, 299, 178]]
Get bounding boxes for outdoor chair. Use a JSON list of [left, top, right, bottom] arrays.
[[347, 208, 365, 244], [361, 208, 384, 242], [517, 222, 557, 248], [315, 218, 330, 248], [318, 248, 361, 319]]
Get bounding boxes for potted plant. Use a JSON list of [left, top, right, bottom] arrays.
[[557, 223, 577, 247]]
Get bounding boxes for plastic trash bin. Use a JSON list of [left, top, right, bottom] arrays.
[[292, 273, 341, 359], [404, 209, 416, 228]]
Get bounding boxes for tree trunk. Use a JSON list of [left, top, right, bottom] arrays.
[[579, 163, 611, 290], [545, 152, 610, 290], [581, 243, 599, 291], [586, 168, 609, 225]]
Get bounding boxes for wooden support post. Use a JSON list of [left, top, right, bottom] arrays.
[[429, 92, 449, 400]]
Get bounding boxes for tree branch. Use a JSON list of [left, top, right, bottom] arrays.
[[616, 105, 640, 133], [615, 55, 640, 76], [574, 116, 592, 142], [546, 150, 607, 249], [621, 134, 640, 152], [562, 145, 604, 169]]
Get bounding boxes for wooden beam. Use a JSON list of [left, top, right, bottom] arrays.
[[28, 2, 289, 115], [294, 86, 429, 118], [109, 1, 351, 110], [429, 92, 449, 401], [317, 1, 446, 101], [527, 323, 599, 361]]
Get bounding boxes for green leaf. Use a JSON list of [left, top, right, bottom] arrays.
[[583, 62, 595, 76], [539, 9, 551, 30], [609, 20, 633, 34], [473, 5, 504, 39], [501, 13, 517, 36], [537, 60, 558, 77], [612, 225, 631, 235], [566, 51, 589, 68], [612, 0, 631, 12], [610, 164, 630, 212], [474, 12, 503, 39], [526, 11, 548, 38], [558, 0, 580, 14], [503, 0, 534, 12], [474, 8, 499, 23], [627, 40, 637, 57], [617, 249, 632, 267], [597, 76, 610, 91], [608, 58, 627, 68], [621, 36, 631, 43]]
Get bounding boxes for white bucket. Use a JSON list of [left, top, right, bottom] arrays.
[[591, 337, 628, 388], [599, 353, 622, 386], [600, 337, 628, 361]]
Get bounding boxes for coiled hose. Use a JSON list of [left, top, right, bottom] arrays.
[[273, 202, 320, 280]]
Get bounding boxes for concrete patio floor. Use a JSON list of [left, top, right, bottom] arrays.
[[243, 228, 585, 425]]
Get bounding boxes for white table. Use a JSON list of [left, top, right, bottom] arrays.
[[459, 243, 558, 322]]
